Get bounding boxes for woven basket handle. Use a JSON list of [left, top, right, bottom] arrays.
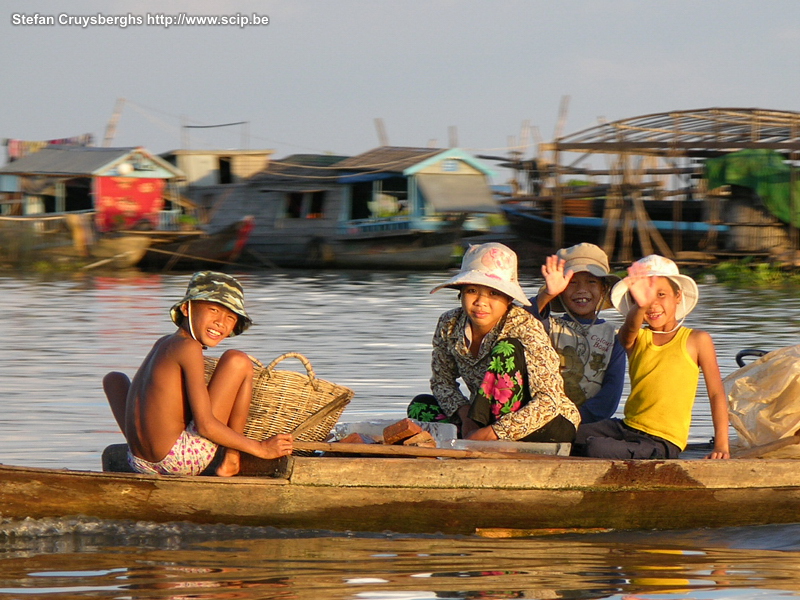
[[264, 352, 320, 391]]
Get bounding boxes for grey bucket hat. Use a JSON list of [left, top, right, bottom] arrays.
[[542, 243, 620, 312], [170, 271, 252, 336]]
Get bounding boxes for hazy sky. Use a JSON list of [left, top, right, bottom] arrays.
[[2, 0, 799, 182]]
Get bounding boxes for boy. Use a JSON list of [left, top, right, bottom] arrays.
[[103, 271, 293, 476], [528, 243, 625, 423]]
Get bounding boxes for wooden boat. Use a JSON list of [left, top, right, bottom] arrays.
[[500, 196, 727, 255], [0, 213, 151, 269], [3, 444, 800, 534], [132, 215, 255, 271]]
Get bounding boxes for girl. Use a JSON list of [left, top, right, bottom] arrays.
[[408, 243, 579, 442], [575, 255, 730, 459]]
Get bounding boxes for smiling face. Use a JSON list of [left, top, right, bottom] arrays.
[[561, 271, 607, 318], [642, 276, 682, 331], [180, 300, 240, 347], [460, 284, 513, 333]]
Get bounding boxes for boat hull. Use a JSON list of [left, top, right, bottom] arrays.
[[501, 204, 723, 254], [3, 457, 800, 534], [247, 229, 461, 270]]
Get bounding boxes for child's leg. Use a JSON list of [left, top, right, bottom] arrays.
[[206, 349, 254, 428], [206, 349, 254, 476], [103, 372, 131, 433]]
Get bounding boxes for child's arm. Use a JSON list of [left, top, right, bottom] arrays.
[[579, 338, 626, 423], [430, 313, 470, 416], [617, 263, 656, 352], [536, 254, 572, 313], [693, 330, 730, 459]]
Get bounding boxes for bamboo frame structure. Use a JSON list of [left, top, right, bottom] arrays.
[[528, 108, 800, 263]]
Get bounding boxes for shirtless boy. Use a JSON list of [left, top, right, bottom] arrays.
[[103, 271, 293, 476]]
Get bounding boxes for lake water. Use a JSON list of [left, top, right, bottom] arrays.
[[1, 268, 800, 599]]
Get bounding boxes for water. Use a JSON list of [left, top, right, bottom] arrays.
[[1, 268, 800, 599]]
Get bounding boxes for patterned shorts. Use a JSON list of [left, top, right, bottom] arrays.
[[128, 422, 219, 476]]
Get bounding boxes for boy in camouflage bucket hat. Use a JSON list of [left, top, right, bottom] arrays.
[[170, 271, 252, 337], [103, 271, 292, 478]]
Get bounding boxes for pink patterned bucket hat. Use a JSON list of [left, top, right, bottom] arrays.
[[431, 243, 531, 306]]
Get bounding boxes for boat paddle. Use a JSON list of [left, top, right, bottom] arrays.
[[290, 392, 352, 437], [732, 432, 800, 459]]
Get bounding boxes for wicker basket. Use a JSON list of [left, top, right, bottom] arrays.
[[204, 352, 354, 445]]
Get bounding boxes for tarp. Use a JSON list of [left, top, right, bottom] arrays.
[[416, 173, 497, 213], [706, 149, 800, 228], [725, 344, 800, 457], [94, 176, 165, 232]]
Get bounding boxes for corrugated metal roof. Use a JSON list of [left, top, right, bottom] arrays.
[[0, 146, 182, 177], [335, 146, 443, 172], [250, 154, 350, 187]]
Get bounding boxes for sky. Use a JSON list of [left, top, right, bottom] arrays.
[[2, 0, 800, 184]]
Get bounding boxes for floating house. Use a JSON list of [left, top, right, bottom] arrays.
[[0, 146, 186, 267], [0, 146, 184, 229], [198, 146, 498, 269]]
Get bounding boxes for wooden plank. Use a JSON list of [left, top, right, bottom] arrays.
[[292, 440, 571, 460]]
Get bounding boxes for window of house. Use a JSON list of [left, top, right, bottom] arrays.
[[371, 177, 408, 216], [286, 192, 304, 218], [350, 182, 372, 220], [218, 157, 232, 184], [308, 191, 325, 218]]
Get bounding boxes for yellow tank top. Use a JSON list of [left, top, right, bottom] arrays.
[[624, 327, 698, 450]]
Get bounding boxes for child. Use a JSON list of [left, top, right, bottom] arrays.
[[574, 255, 730, 459], [103, 271, 293, 476], [407, 242, 580, 442], [527, 243, 625, 423]]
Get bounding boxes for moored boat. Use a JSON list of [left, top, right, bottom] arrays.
[[0, 213, 151, 269]]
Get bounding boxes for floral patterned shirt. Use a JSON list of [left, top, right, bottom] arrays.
[[429, 305, 580, 440]]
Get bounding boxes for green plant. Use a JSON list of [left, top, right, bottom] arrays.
[[710, 258, 800, 288]]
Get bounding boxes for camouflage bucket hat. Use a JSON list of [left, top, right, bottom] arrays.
[[170, 271, 252, 336]]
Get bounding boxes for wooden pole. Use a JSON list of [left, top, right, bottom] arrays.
[[732, 435, 800, 459]]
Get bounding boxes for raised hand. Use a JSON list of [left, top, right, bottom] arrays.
[[540, 255, 573, 298], [624, 261, 658, 309]]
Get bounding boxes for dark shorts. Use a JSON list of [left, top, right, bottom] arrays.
[[573, 418, 681, 459]]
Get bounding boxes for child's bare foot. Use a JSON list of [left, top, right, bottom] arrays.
[[216, 448, 241, 477]]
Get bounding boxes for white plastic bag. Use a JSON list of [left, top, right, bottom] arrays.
[[725, 344, 800, 456]]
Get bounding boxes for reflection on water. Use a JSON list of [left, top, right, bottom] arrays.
[[2, 517, 800, 599], [1, 269, 800, 600]]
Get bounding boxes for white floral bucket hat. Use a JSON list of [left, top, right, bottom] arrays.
[[431, 242, 531, 306], [610, 255, 699, 321]]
